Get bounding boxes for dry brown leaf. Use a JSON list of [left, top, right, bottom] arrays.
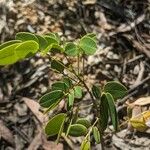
[[28, 131, 63, 150], [134, 97, 150, 106], [0, 120, 15, 146], [23, 97, 48, 123]]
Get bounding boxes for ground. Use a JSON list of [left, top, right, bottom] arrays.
[[0, 0, 150, 149]]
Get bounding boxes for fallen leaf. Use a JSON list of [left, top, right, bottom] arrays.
[[28, 131, 63, 150], [134, 97, 150, 106], [130, 111, 150, 132], [23, 97, 48, 123], [0, 120, 15, 146]]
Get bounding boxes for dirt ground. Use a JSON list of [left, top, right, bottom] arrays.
[[0, 0, 150, 149]]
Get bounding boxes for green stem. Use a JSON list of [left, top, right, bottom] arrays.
[[84, 117, 99, 140]]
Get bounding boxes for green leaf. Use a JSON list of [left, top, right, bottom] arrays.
[[15, 40, 39, 59], [100, 94, 109, 131], [86, 33, 96, 41], [103, 81, 127, 100], [105, 93, 118, 131], [63, 77, 73, 88], [79, 36, 97, 55], [65, 42, 78, 56], [0, 43, 20, 65], [44, 35, 59, 46], [67, 90, 74, 110], [39, 90, 64, 108], [74, 86, 82, 99], [51, 59, 65, 73], [40, 44, 63, 55], [92, 85, 101, 99], [51, 44, 64, 53], [92, 126, 100, 144], [52, 81, 68, 92], [46, 32, 60, 44], [68, 124, 87, 137], [80, 139, 91, 150], [45, 113, 66, 137], [35, 35, 48, 50], [0, 40, 21, 50], [76, 118, 91, 128], [16, 32, 39, 43]]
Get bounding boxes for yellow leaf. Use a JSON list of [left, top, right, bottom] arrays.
[[130, 111, 150, 132]]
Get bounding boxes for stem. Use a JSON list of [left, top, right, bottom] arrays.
[[71, 69, 105, 150], [77, 54, 80, 75], [84, 117, 99, 139]]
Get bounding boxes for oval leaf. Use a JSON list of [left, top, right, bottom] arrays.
[[46, 32, 60, 44], [68, 124, 87, 137], [80, 139, 91, 150], [103, 81, 127, 100], [44, 35, 59, 46], [52, 81, 68, 92], [0, 40, 21, 50], [51, 59, 64, 73], [65, 42, 78, 56], [74, 86, 82, 99], [86, 33, 96, 41], [63, 77, 73, 88], [35, 35, 48, 50], [67, 90, 75, 110], [45, 113, 66, 136], [16, 32, 39, 43], [76, 118, 91, 128], [92, 85, 101, 100], [0, 43, 20, 65], [105, 93, 118, 131], [100, 94, 109, 131], [15, 40, 39, 59], [92, 126, 100, 144], [79, 36, 97, 55], [39, 90, 64, 108]]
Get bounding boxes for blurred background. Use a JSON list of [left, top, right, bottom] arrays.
[[0, 0, 150, 149]]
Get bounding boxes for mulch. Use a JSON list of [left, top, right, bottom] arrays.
[[0, 0, 150, 149]]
